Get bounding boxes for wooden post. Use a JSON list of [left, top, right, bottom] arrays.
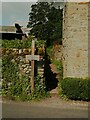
[[31, 40, 35, 93], [26, 40, 40, 93]]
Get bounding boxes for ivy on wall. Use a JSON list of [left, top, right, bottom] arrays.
[[2, 38, 48, 101]]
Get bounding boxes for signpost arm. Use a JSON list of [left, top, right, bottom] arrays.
[[31, 40, 35, 93]]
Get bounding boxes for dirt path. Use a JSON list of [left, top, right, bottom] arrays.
[[48, 63, 60, 95]]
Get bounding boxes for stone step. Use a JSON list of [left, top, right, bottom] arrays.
[[49, 64, 60, 79], [50, 69, 60, 79], [49, 87, 58, 96], [56, 74, 60, 79], [51, 69, 59, 74]]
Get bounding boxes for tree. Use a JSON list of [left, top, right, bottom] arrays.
[[27, 2, 63, 46]]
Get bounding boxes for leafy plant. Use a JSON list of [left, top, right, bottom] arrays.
[[2, 56, 47, 101], [36, 39, 46, 48], [51, 59, 63, 80], [2, 39, 46, 50], [2, 39, 32, 49], [2, 55, 19, 97], [2, 39, 47, 101], [46, 46, 53, 59], [59, 77, 90, 101], [30, 76, 48, 100], [27, 2, 63, 46]]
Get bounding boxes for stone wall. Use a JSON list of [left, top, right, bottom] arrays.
[[2, 48, 45, 82], [62, 2, 89, 78]]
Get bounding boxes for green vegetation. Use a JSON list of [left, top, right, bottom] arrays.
[[0, 40, 1, 47], [2, 39, 46, 49], [27, 2, 63, 46], [51, 59, 63, 80], [36, 39, 46, 48], [2, 39, 48, 101], [2, 55, 20, 99], [2, 56, 47, 100], [59, 77, 90, 101], [33, 76, 48, 100], [51, 58, 89, 101], [46, 46, 53, 55], [46, 45, 90, 101], [47, 45, 89, 101], [2, 39, 32, 49], [46, 45, 63, 80]]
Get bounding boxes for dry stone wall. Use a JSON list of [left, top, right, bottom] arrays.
[[2, 48, 45, 81], [62, 2, 89, 78]]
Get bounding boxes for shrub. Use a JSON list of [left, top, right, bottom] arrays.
[[1, 38, 47, 101], [46, 46, 53, 59], [2, 53, 47, 101], [2, 39, 32, 49], [30, 76, 48, 100], [60, 78, 90, 101], [2, 55, 20, 98], [2, 39, 46, 49]]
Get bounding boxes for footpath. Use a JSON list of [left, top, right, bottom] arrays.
[[45, 63, 88, 109], [49, 63, 60, 95]]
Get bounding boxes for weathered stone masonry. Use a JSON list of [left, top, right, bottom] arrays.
[[62, 2, 89, 78], [2, 48, 45, 81]]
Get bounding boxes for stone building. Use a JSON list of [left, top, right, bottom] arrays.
[[62, 2, 89, 78]]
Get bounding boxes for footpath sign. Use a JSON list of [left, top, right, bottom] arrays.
[[26, 40, 40, 93]]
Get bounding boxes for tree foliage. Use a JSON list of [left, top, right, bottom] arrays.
[[27, 2, 63, 46]]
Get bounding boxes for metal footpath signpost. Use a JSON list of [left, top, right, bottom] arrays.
[[26, 40, 40, 93]]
